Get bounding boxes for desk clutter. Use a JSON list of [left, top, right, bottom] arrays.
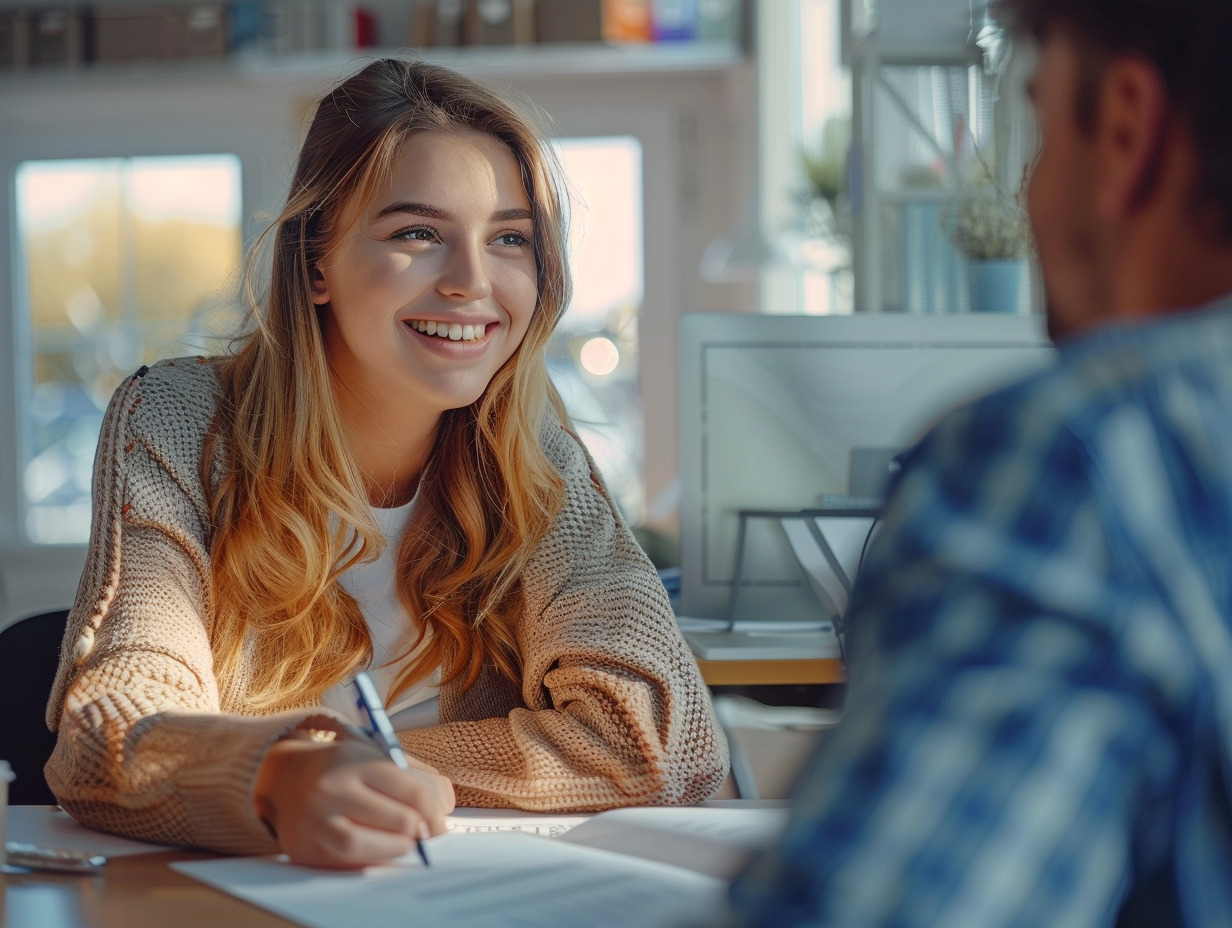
[[4, 803, 787, 928]]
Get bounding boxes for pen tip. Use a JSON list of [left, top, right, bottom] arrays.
[[417, 822, 431, 867]]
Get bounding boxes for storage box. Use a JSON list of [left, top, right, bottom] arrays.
[[536, 0, 601, 43], [179, 4, 228, 56], [651, 0, 697, 41], [28, 8, 86, 68], [93, 4, 227, 62], [0, 11, 31, 72], [410, 0, 465, 46], [464, 0, 535, 45], [601, 0, 649, 42], [697, 0, 743, 44]]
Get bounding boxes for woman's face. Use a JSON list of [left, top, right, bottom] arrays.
[[313, 128, 539, 416]]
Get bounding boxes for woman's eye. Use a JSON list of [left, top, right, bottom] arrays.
[[393, 226, 437, 242], [495, 231, 530, 247]]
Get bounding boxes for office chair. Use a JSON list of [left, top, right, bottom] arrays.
[[0, 609, 69, 805]]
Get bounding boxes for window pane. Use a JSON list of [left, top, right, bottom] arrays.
[[20, 159, 127, 330], [551, 137, 645, 522], [16, 154, 242, 544], [128, 157, 243, 322]]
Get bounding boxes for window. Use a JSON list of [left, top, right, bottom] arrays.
[[550, 137, 646, 521], [798, 0, 853, 314], [16, 154, 242, 543], [13, 142, 646, 540]]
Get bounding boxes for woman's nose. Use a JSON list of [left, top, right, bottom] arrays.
[[436, 240, 493, 302]]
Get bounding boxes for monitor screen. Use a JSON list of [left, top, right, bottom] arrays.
[[677, 312, 1054, 625]]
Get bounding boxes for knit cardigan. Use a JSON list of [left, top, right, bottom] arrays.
[[44, 358, 728, 854]]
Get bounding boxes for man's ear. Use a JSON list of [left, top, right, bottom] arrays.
[[310, 265, 330, 305], [1093, 56, 1170, 221]]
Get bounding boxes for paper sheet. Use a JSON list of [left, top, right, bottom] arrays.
[[559, 806, 789, 879], [5, 806, 171, 857], [172, 831, 724, 928], [445, 807, 590, 837]]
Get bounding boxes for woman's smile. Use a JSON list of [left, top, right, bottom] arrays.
[[400, 317, 500, 357], [313, 127, 539, 418], [404, 319, 494, 342]]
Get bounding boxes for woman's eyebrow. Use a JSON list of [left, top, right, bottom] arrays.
[[373, 203, 533, 222], [375, 201, 449, 220], [492, 207, 533, 222]]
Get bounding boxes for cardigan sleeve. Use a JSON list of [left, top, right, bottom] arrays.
[[43, 361, 351, 853], [400, 424, 729, 812]]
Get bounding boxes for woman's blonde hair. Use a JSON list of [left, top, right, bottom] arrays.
[[207, 59, 572, 712]]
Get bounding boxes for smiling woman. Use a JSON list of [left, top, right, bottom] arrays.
[[312, 128, 540, 468], [42, 58, 728, 871]]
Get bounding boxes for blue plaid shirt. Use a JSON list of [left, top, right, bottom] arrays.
[[728, 295, 1232, 928]]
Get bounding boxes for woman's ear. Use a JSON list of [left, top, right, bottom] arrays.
[[310, 265, 331, 305]]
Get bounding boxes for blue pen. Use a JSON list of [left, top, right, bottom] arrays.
[[353, 671, 431, 867]]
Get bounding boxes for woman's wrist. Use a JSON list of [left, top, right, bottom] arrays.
[[253, 728, 345, 835]]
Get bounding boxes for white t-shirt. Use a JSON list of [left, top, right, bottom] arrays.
[[321, 497, 441, 730]]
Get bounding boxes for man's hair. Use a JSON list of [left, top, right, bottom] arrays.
[[996, 0, 1232, 236]]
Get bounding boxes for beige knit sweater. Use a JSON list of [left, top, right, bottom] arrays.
[[45, 358, 728, 854]]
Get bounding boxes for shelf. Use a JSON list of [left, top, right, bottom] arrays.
[[0, 40, 746, 88]]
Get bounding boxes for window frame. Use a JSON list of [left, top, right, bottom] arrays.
[[1, 110, 270, 547]]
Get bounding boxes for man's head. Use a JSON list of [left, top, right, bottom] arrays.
[[995, 0, 1232, 338]]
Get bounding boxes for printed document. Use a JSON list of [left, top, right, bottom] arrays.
[[172, 805, 787, 928], [173, 830, 724, 928]]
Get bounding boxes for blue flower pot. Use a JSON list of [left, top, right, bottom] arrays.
[[967, 259, 1025, 313]]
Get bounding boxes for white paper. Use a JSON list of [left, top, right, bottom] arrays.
[[173, 831, 724, 928], [581, 806, 788, 845], [5, 806, 171, 857], [559, 806, 789, 879], [445, 807, 591, 837]]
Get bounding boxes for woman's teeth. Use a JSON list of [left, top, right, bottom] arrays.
[[408, 320, 486, 341]]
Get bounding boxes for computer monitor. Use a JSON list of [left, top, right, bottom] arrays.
[[677, 312, 1055, 625]]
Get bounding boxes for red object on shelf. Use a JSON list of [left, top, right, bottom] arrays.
[[354, 5, 376, 48]]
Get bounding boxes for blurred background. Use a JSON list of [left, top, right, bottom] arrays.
[[0, 0, 1038, 624]]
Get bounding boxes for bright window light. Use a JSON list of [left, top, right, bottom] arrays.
[[550, 137, 645, 521], [16, 154, 243, 543]]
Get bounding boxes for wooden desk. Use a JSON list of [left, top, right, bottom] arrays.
[[3, 802, 778, 928], [2, 844, 297, 928], [696, 657, 844, 687]]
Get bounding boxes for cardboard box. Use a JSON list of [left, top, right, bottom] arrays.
[[410, 0, 465, 46], [28, 8, 86, 68], [93, 4, 227, 62], [179, 4, 228, 56], [408, 0, 435, 47], [463, 0, 535, 45], [536, 0, 601, 43], [0, 11, 31, 72]]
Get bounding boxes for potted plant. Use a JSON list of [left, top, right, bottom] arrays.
[[799, 116, 852, 246], [944, 181, 1032, 312]]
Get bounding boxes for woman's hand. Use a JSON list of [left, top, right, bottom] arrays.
[[253, 733, 455, 869]]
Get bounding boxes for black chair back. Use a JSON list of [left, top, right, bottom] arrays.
[[0, 609, 69, 805]]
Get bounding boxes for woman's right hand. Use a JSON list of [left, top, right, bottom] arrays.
[[253, 733, 454, 869]]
